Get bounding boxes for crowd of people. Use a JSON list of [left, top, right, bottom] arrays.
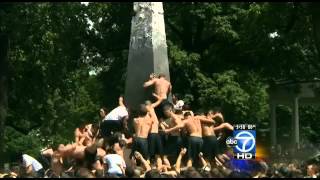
[[1, 73, 319, 178]]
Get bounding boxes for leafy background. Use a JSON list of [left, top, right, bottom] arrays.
[[0, 2, 320, 163]]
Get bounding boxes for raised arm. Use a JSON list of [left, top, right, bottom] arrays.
[[135, 151, 151, 172], [199, 152, 208, 169], [213, 123, 234, 131], [175, 148, 187, 174], [213, 113, 224, 122], [143, 78, 156, 88], [118, 96, 125, 107], [164, 120, 185, 133], [196, 115, 215, 124]]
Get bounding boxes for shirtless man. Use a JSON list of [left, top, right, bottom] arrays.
[[196, 110, 222, 165], [164, 112, 203, 167], [41, 143, 78, 177], [145, 94, 164, 170], [43, 138, 103, 177], [130, 104, 153, 161], [143, 73, 172, 120], [75, 123, 94, 146], [160, 105, 183, 167]]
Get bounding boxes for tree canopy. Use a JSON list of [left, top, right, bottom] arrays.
[[0, 2, 320, 163]]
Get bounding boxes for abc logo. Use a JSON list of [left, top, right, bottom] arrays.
[[226, 137, 237, 147], [234, 131, 256, 153]]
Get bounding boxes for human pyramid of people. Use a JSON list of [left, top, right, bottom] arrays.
[[4, 73, 319, 178]]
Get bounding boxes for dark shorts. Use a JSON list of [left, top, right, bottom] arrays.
[[164, 135, 182, 157], [181, 134, 188, 148], [218, 136, 228, 154], [148, 133, 163, 158], [100, 120, 123, 137], [154, 99, 171, 120], [202, 136, 219, 160], [187, 136, 203, 162], [131, 137, 149, 160]]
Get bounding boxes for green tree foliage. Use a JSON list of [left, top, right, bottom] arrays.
[[0, 2, 320, 163]]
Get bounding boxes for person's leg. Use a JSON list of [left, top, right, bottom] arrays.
[[130, 138, 137, 159], [163, 135, 175, 167], [148, 134, 156, 162], [202, 136, 211, 162], [155, 134, 163, 170], [187, 136, 193, 167], [141, 138, 150, 162], [197, 137, 204, 168], [211, 136, 219, 164], [176, 136, 183, 158]]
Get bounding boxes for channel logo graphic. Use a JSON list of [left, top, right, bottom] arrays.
[[226, 124, 256, 160]]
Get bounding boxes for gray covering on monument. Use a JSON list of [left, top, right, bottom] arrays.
[[124, 2, 171, 110]]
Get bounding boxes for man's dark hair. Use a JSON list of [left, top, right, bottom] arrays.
[[175, 109, 183, 115], [173, 93, 180, 99], [125, 166, 135, 178], [119, 139, 127, 148], [91, 123, 99, 137], [227, 171, 251, 178], [137, 104, 148, 117], [79, 122, 87, 131], [158, 73, 166, 78], [206, 109, 214, 116], [51, 142, 61, 151], [211, 168, 224, 178], [183, 167, 202, 178], [184, 112, 192, 118], [183, 104, 191, 111], [145, 169, 161, 178], [106, 147, 116, 154], [163, 104, 173, 112], [100, 107, 108, 114]]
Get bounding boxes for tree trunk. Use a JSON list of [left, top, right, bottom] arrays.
[[0, 34, 9, 167], [310, 3, 320, 63]]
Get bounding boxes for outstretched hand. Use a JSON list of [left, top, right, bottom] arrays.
[[179, 148, 187, 156], [134, 151, 143, 160], [199, 152, 203, 158]]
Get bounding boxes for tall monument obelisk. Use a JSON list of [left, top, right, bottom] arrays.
[[125, 2, 171, 109]]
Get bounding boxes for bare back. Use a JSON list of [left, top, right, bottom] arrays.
[[149, 108, 159, 133], [134, 117, 152, 138], [154, 78, 171, 99], [185, 117, 202, 137], [72, 145, 86, 160], [168, 113, 182, 136], [202, 115, 216, 137], [150, 117, 159, 133]]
